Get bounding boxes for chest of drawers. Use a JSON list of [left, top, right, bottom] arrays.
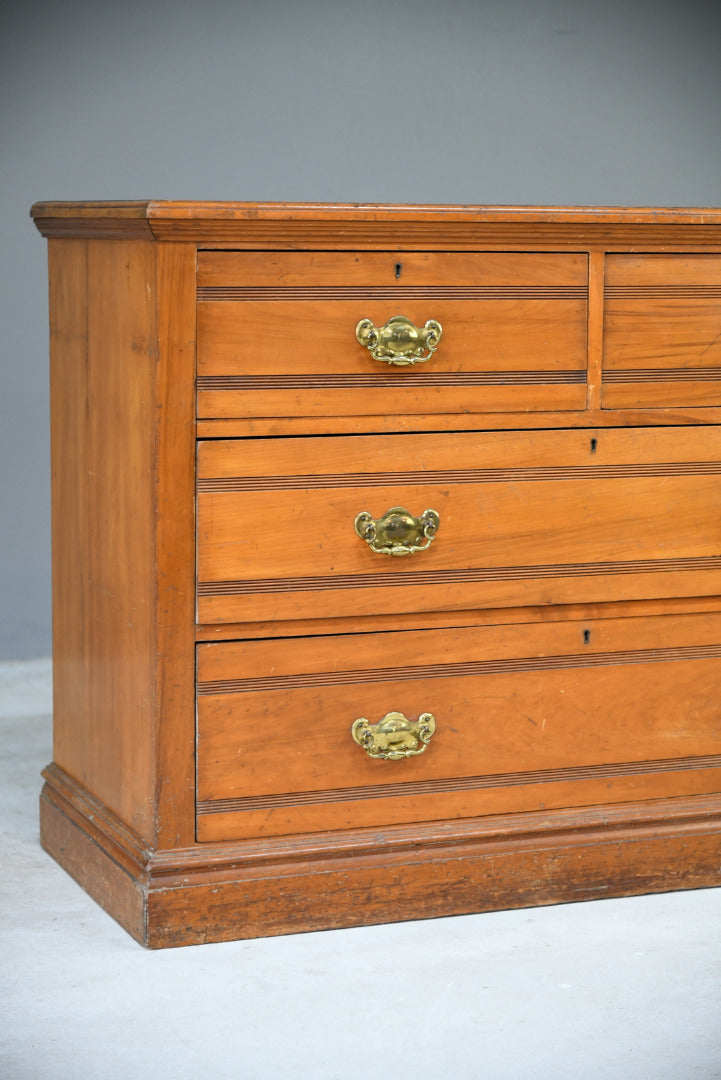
[[32, 202, 721, 947]]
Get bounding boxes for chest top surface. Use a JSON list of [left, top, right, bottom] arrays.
[[30, 200, 721, 245]]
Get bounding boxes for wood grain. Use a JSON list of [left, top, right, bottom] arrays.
[[49, 238, 159, 839], [198, 478, 721, 575], [195, 407, 721, 439], [197, 299, 588, 373], [198, 250, 588, 288], [154, 802, 721, 945], [46, 239, 198, 847], [38, 760, 721, 947], [604, 303, 721, 370], [196, 249, 588, 423], [197, 427, 721, 623], [32, 201, 721, 249], [586, 251, 605, 410], [603, 253, 721, 407], [195, 594, 721, 643], [605, 254, 721, 286], [35, 201, 721, 946], [196, 612, 721, 838], [197, 297, 587, 418], [153, 243, 198, 848], [198, 425, 721, 475], [197, 769, 721, 842]]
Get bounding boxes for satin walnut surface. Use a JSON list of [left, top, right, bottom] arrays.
[[31, 201, 721, 947]]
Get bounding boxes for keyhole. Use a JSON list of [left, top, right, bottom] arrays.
[[395, 262, 402, 279], [583, 629, 591, 645], [590, 438, 598, 454]]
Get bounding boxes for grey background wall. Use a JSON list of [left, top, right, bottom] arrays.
[[2, 0, 721, 659]]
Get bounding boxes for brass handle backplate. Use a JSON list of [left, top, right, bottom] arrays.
[[354, 506, 440, 557], [356, 315, 442, 366], [352, 712, 436, 760]]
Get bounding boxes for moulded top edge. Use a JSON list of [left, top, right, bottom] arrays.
[[30, 200, 721, 223], [30, 201, 721, 244]]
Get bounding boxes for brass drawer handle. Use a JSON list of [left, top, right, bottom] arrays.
[[356, 315, 442, 366], [352, 712, 436, 760], [354, 506, 440, 557]]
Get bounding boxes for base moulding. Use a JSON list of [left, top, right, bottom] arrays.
[[40, 763, 721, 949]]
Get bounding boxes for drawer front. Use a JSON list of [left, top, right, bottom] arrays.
[[196, 426, 721, 624], [603, 255, 721, 408], [196, 251, 588, 418], [196, 612, 721, 841]]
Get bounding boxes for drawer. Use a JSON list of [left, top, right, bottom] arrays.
[[603, 255, 721, 408], [196, 251, 588, 418], [196, 611, 721, 841], [196, 426, 721, 624]]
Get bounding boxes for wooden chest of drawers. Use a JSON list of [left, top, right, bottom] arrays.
[[32, 202, 721, 947]]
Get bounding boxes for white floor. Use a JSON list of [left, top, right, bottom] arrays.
[[1, 660, 720, 1080]]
